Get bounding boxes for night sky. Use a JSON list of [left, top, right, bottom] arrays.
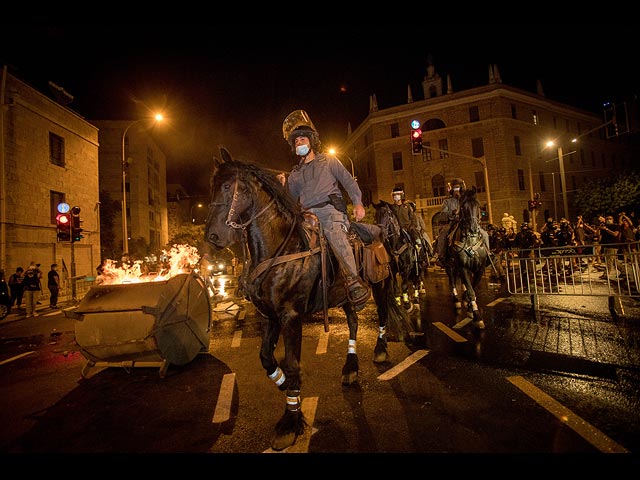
[[1, 23, 637, 195]]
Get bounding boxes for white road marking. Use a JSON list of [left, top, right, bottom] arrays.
[[377, 350, 429, 381], [0, 351, 35, 366], [212, 373, 235, 423], [507, 375, 629, 453]]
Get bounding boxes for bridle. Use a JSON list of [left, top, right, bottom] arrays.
[[210, 173, 275, 231]]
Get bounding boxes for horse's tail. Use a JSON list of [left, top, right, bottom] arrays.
[[372, 274, 414, 343]]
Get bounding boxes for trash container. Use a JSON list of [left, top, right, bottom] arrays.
[[69, 272, 211, 378]]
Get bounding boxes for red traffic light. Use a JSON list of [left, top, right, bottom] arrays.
[[56, 213, 72, 241]]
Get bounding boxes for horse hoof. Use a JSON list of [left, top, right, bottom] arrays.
[[272, 431, 297, 451], [373, 351, 389, 363], [341, 371, 359, 385], [473, 320, 485, 330]]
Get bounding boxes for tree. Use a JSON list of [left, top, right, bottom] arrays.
[[573, 171, 640, 220]]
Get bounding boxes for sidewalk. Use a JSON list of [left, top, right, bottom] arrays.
[[0, 302, 76, 340]]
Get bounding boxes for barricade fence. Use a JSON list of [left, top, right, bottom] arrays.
[[502, 241, 640, 305]]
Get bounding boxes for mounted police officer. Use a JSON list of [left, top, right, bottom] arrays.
[[435, 178, 489, 268], [280, 109, 370, 311]]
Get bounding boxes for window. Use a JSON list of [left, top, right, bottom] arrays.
[[471, 137, 484, 158], [390, 123, 399, 138], [432, 175, 446, 197], [469, 106, 480, 122], [517, 169, 525, 191], [474, 171, 485, 193], [438, 139, 449, 159], [50, 191, 66, 224], [514, 136, 522, 156], [49, 132, 65, 167], [423, 141, 432, 161], [392, 152, 403, 171]]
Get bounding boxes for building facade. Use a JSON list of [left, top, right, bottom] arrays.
[[0, 67, 100, 282], [92, 120, 169, 257], [342, 61, 636, 238]]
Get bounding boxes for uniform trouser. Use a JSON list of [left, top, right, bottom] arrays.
[[49, 285, 59, 306], [310, 205, 358, 279], [24, 289, 39, 315]]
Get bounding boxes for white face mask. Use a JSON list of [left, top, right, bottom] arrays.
[[296, 144, 310, 156]]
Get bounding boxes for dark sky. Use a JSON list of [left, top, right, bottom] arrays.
[[1, 24, 637, 195]]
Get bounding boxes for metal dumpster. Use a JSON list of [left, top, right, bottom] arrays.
[[69, 272, 211, 378]]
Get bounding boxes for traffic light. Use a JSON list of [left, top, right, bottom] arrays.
[[56, 213, 72, 242], [71, 206, 84, 242], [411, 127, 423, 154]]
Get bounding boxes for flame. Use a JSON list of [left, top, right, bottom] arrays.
[[97, 244, 201, 285]]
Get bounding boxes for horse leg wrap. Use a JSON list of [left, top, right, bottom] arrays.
[[286, 389, 301, 412], [347, 339, 357, 355], [378, 326, 386, 339], [268, 366, 286, 387]]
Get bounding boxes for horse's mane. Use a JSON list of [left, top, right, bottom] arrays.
[[214, 157, 306, 236], [459, 187, 481, 234]]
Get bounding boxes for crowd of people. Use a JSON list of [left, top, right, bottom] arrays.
[[2, 262, 62, 317]]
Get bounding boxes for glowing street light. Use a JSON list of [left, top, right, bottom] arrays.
[[327, 147, 355, 179], [544, 139, 575, 220], [121, 113, 164, 253]]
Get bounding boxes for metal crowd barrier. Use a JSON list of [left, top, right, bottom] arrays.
[[502, 241, 640, 313]]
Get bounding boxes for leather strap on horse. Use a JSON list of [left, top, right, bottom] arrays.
[[319, 223, 329, 332], [248, 246, 322, 284]]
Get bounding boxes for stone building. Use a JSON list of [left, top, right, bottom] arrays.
[[341, 60, 636, 238], [92, 119, 169, 258], [0, 67, 100, 285]]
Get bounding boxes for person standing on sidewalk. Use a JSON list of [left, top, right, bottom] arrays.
[[22, 263, 41, 317], [47, 263, 60, 309], [8, 266, 24, 312]]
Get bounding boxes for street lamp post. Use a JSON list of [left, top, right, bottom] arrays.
[[545, 141, 569, 220], [476, 156, 493, 224], [121, 114, 163, 254]]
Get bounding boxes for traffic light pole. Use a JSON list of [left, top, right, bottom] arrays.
[[71, 241, 77, 302]]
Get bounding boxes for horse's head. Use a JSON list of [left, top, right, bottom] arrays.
[[204, 146, 300, 251], [373, 200, 402, 248], [204, 147, 246, 250]]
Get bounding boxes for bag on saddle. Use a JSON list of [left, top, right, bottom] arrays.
[[363, 240, 391, 284]]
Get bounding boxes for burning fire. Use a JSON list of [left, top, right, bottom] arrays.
[[97, 244, 201, 285]]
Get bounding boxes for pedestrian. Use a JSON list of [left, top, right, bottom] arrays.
[[598, 214, 623, 279], [47, 263, 60, 308], [0, 270, 11, 318], [8, 266, 24, 312], [22, 263, 42, 317], [280, 109, 370, 311]]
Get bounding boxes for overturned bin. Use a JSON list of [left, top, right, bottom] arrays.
[[67, 272, 211, 378]]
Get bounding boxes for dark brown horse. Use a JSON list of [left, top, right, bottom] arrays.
[[204, 147, 412, 451], [442, 186, 489, 329]]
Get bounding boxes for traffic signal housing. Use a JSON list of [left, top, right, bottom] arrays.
[[56, 213, 72, 242], [411, 127, 423, 154], [71, 206, 84, 242]]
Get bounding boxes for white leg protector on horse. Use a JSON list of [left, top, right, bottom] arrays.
[[269, 366, 286, 387]]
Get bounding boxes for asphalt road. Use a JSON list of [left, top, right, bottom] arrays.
[[1, 268, 639, 462]]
